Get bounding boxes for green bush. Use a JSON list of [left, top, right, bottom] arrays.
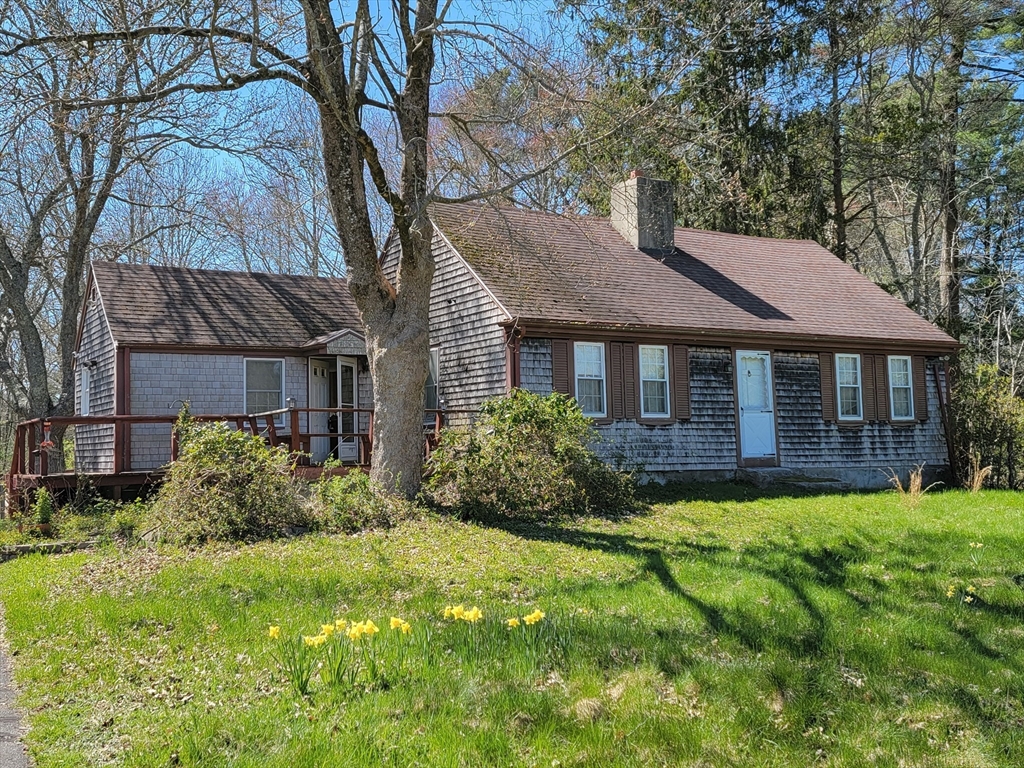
[[153, 421, 310, 545], [309, 467, 412, 533], [422, 389, 638, 519], [52, 497, 150, 541], [31, 488, 55, 526], [951, 364, 1024, 489]]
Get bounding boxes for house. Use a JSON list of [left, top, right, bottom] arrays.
[[386, 174, 958, 488], [73, 263, 377, 474], [64, 173, 957, 491]]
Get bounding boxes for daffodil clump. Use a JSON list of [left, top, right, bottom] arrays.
[[945, 582, 979, 605], [266, 605, 552, 698], [443, 604, 484, 623]]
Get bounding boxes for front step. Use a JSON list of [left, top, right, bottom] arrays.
[[736, 467, 852, 491]]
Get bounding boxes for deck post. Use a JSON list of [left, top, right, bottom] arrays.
[[289, 408, 300, 453], [113, 420, 124, 474], [26, 421, 38, 475]]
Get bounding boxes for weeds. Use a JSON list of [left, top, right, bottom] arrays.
[[886, 463, 940, 508], [965, 453, 993, 493]]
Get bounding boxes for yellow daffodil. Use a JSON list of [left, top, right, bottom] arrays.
[[321, 623, 335, 637], [507, 617, 520, 628], [335, 618, 347, 632], [401, 621, 411, 635], [347, 624, 363, 641], [965, 596, 975, 604], [443, 606, 453, 619], [268, 625, 281, 639], [451, 605, 466, 620], [967, 585, 976, 594], [462, 606, 482, 623], [303, 635, 317, 647], [390, 617, 405, 630], [524, 609, 545, 625], [363, 620, 380, 636]]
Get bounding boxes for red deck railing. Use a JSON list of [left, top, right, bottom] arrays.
[[4, 407, 472, 515]]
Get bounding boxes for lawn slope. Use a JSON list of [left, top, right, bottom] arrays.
[[1, 486, 1023, 767]]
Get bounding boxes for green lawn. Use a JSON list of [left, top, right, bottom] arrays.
[[2, 485, 1024, 767]]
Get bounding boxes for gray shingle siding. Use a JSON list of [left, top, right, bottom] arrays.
[[773, 352, 947, 470], [518, 340, 949, 482], [128, 354, 311, 470], [74, 285, 117, 472], [382, 232, 508, 422], [520, 340, 737, 471]]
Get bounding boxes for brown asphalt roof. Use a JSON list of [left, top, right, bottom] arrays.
[[429, 202, 957, 350], [90, 262, 362, 348]]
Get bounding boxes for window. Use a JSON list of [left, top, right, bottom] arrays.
[[574, 342, 606, 417], [424, 348, 440, 423], [835, 353, 862, 420], [244, 358, 285, 422], [639, 345, 670, 418], [80, 366, 91, 416], [888, 356, 914, 420]]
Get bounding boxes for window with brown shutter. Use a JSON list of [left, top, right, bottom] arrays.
[[912, 355, 928, 421], [819, 352, 836, 422], [551, 339, 571, 395], [672, 344, 691, 420]]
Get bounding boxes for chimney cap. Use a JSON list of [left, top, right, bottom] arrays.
[[629, 169, 645, 179]]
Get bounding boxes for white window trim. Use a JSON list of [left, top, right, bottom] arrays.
[[835, 353, 863, 421], [638, 344, 671, 418], [574, 341, 607, 418], [80, 366, 91, 416], [888, 355, 915, 421], [244, 357, 286, 425]]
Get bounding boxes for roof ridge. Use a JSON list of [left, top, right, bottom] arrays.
[[432, 200, 824, 246], [92, 260, 348, 283]]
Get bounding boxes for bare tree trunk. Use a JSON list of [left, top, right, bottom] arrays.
[[828, 15, 848, 263], [938, 28, 964, 336]]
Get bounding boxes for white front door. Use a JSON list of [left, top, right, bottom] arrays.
[[309, 360, 332, 463], [737, 350, 776, 460], [337, 358, 358, 462]]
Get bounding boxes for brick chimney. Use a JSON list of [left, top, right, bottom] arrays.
[[610, 171, 675, 253]]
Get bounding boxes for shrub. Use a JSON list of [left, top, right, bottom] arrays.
[[950, 364, 1024, 489], [309, 467, 412, 533], [31, 488, 55, 526], [153, 421, 310, 545], [52, 497, 151, 541], [422, 389, 638, 519]]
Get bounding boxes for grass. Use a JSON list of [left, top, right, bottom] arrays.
[[1, 484, 1024, 767]]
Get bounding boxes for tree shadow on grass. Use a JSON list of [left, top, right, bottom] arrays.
[[486, 518, 871, 656], [636, 480, 894, 507]]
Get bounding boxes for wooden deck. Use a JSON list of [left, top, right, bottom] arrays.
[[3, 408, 460, 514]]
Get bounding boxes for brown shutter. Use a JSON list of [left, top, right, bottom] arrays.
[[862, 354, 877, 422], [913, 355, 928, 421], [551, 340, 571, 395], [820, 352, 836, 422], [874, 355, 889, 423], [609, 342, 625, 419], [672, 344, 691, 420], [623, 343, 639, 419], [609, 342, 640, 420]]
